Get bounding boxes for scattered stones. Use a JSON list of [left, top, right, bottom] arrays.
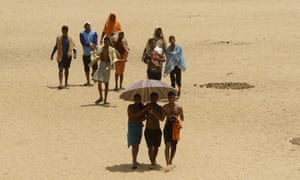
[[196, 82, 255, 90], [290, 137, 300, 146]]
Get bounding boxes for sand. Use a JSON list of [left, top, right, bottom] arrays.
[[1, 0, 300, 179]]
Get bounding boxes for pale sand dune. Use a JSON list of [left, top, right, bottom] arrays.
[[1, 0, 300, 179]]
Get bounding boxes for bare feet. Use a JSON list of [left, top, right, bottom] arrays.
[[95, 98, 103, 104], [131, 162, 140, 170]]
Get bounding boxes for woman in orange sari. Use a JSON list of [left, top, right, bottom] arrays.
[[100, 13, 122, 44]]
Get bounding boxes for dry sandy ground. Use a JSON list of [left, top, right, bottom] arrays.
[[1, 0, 300, 179]]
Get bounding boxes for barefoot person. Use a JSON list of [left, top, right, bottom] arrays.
[[90, 37, 117, 104], [111, 31, 129, 91], [144, 92, 163, 168], [162, 91, 184, 166], [100, 13, 122, 45], [50, 25, 76, 88], [80, 22, 98, 86], [164, 35, 186, 97], [127, 94, 148, 169]]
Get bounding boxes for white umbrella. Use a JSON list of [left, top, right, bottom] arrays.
[[120, 79, 177, 102]]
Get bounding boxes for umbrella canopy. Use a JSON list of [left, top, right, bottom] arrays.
[[120, 79, 177, 102]]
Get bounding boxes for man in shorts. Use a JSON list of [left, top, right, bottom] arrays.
[[80, 22, 98, 86], [50, 25, 76, 88], [162, 91, 184, 166], [144, 92, 163, 168]]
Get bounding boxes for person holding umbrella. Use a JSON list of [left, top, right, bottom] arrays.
[[144, 92, 163, 169], [127, 94, 148, 169]]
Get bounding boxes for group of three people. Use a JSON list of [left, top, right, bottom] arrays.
[[127, 91, 184, 169], [142, 27, 186, 97]]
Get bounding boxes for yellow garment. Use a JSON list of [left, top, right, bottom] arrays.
[[56, 35, 75, 62], [103, 13, 122, 36]]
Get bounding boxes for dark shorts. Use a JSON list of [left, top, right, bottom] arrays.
[[83, 55, 98, 72], [147, 69, 162, 80], [163, 123, 178, 149], [144, 128, 162, 147], [58, 56, 72, 69]]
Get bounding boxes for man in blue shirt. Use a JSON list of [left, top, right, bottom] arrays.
[[80, 22, 98, 86], [51, 25, 76, 88]]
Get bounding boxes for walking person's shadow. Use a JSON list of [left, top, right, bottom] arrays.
[[106, 163, 162, 173]]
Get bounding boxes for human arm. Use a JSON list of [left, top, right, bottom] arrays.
[[79, 33, 90, 47], [128, 104, 149, 122], [73, 48, 77, 59], [147, 105, 163, 121], [100, 32, 105, 45], [50, 43, 57, 60]]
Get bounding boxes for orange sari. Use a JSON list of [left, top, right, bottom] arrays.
[[103, 13, 122, 36]]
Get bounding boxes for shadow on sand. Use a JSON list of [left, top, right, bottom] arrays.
[[80, 103, 117, 108], [106, 163, 162, 173], [46, 85, 69, 90]]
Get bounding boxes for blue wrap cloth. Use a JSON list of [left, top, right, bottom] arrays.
[[163, 45, 186, 77]]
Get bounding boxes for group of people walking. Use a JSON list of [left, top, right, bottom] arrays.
[[50, 12, 186, 170], [128, 91, 184, 169], [142, 27, 187, 97], [50, 13, 186, 104], [51, 13, 126, 104]]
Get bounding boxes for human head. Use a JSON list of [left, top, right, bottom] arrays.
[[118, 31, 124, 39], [61, 25, 68, 36], [109, 13, 116, 22], [167, 91, 176, 103], [154, 27, 163, 38], [169, 35, 176, 45], [150, 92, 159, 103], [148, 38, 156, 49], [133, 94, 142, 103], [103, 36, 110, 47], [84, 22, 91, 32]]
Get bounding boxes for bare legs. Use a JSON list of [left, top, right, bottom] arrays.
[[64, 68, 69, 86], [85, 69, 96, 85], [58, 68, 69, 88], [132, 144, 139, 169], [114, 73, 124, 90], [165, 143, 176, 165], [96, 82, 109, 104], [148, 146, 159, 165]]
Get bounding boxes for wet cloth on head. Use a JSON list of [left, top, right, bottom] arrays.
[[164, 45, 186, 76], [127, 122, 144, 147]]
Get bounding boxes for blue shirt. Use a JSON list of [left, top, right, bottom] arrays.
[[80, 30, 98, 55]]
